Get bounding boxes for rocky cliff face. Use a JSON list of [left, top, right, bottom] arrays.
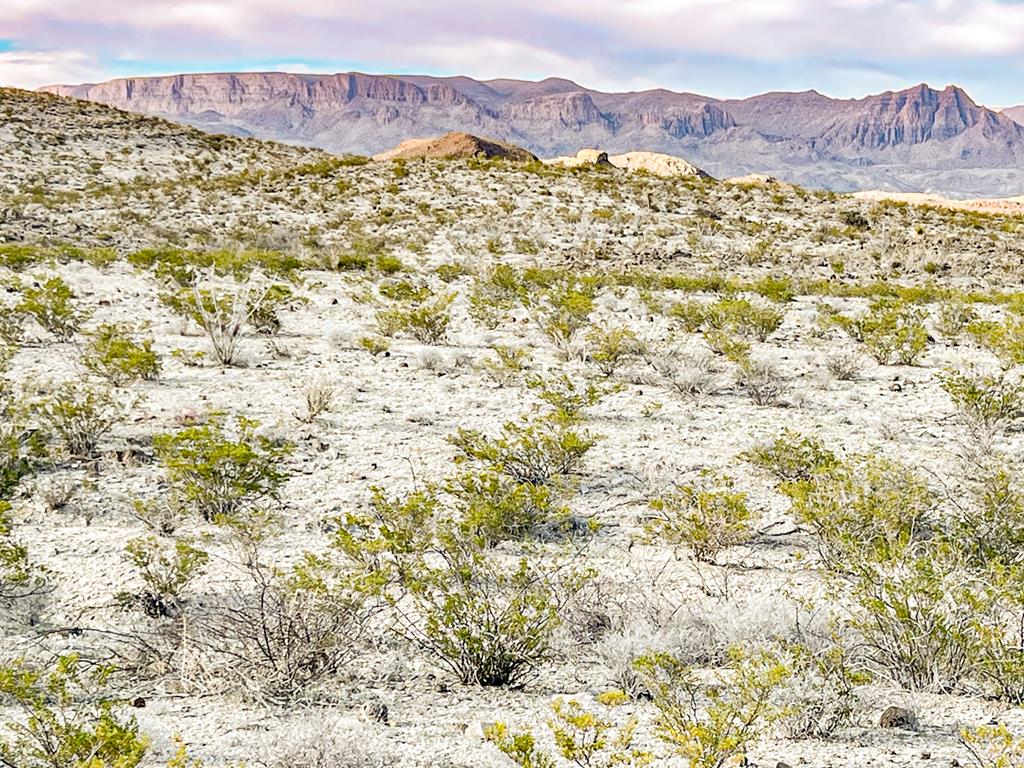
[[40, 72, 1024, 196]]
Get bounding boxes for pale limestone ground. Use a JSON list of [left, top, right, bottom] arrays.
[[2, 88, 1024, 767]]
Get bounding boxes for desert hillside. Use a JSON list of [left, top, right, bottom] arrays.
[[4, 87, 1024, 767], [39, 73, 1024, 197]]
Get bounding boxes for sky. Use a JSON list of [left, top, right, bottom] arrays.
[[1, 0, 1024, 107]]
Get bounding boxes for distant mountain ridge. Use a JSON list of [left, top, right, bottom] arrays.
[[39, 72, 1024, 197]]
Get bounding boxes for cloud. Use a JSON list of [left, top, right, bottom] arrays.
[[1, 0, 1023, 102], [0, 48, 105, 88]]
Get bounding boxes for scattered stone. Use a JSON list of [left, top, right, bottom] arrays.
[[879, 706, 918, 730]]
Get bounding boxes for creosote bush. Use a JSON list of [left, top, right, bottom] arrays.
[[646, 471, 753, 563], [634, 646, 791, 768], [153, 415, 291, 521], [487, 693, 651, 768], [117, 535, 208, 618], [742, 430, 838, 484], [824, 298, 928, 365], [939, 367, 1024, 439], [334, 486, 590, 687], [36, 379, 126, 459], [14, 275, 91, 342], [375, 289, 454, 344], [0, 655, 149, 768], [83, 322, 161, 386]]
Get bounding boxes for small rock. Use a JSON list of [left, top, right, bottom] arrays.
[[879, 705, 918, 730], [465, 721, 498, 740], [362, 699, 389, 724]]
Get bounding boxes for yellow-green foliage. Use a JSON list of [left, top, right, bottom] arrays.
[[0, 655, 149, 768], [83, 323, 161, 386], [634, 646, 791, 768], [647, 471, 753, 563]]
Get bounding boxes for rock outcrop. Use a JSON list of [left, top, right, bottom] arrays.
[[373, 132, 537, 162]]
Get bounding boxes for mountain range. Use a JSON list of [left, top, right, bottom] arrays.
[[40, 72, 1024, 197]]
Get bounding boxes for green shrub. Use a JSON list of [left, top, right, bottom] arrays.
[[786, 456, 934, 569], [703, 328, 751, 362], [741, 430, 838, 484], [153, 416, 291, 521], [634, 646, 791, 768], [449, 412, 596, 490], [0, 655, 149, 768], [587, 324, 640, 377], [477, 344, 532, 388], [525, 373, 610, 420], [939, 368, 1024, 438], [969, 317, 1024, 367], [83, 323, 160, 386], [15, 276, 90, 341], [468, 264, 526, 329], [959, 724, 1024, 768], [844, 544, 977, 692], [705, 298, 784, 342], [36, 380, 125, 459], [375, 291, 454, 344], [668, 299, 708, 332], [334, 488, 589, 687], [830, 298, 928, 365], [0, 502, 44, 604], [527, 278, 597, 357], [935, 299, 978, 341], [117, 535, 208, 618], [487, 695, 650, 768], [647, 472, 753, 563], [774, 643, 864, 740]]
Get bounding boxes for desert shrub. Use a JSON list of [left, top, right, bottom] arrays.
[[936, 299, 979, 342], [296, 377, 334, 423], [742, 430, 838, 484], [487, 694, 650, 768], [15, 276, 91, 341], [0, 367, 42, 497], [449, 412, 596, 491], [969, 563, 1024, 703], [773, 643, 864, 740], [116, 535, 208, 618], [633, 646, 791, 768], [335, 488, 589, 687], [844, 544, 978, 692], [0, 502, 44, 604], [0, 655, 149, 768], [129, 247, 303, 285], [82, 322, 160, 386], [669, 299, 708, 332], [735, 358, 787, 406], [477, 344, 532, 388], [646, 471, 753, 563], [36, 380, 126, 459], [375, 290, 454, 344], [824, 349, 864, 380], [969, 317, 1024, 367], [705, 298, 784, 342], [153, 416, 291, 521], [0, 303, 24, 345], [587, 324, 640, 377], [469, 264, 526, 329], [786, 456, 935, 570], [959, 724, 1024, 768], [161, 277, 278, 366], [643, 343, 719, 402], [446, 468, 575, 545], [939, 367, 1024, 438], [957, 469, 1024, 567], [357, 335, 390, 356], [830, 298, 928, 365], [196, 559, 370, 702], [525, 373, 609, 420], [703, 328, 751, 362], [248, 283, 303, 335], [527, 277, 598, 358]]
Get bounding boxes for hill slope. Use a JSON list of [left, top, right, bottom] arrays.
[[41, 72, 1024, 197]]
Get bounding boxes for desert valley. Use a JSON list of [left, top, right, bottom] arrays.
[[2, 56, 1024, 768]]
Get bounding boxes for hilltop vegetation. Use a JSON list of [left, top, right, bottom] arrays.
[[3, 88, 1024, 767]]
